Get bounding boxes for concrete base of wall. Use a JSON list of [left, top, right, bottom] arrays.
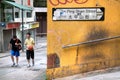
[[47, 58, 120, 79]]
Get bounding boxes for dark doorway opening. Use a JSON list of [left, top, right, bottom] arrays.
[[36, 12, 47, 37]]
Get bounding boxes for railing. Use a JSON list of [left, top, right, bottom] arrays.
[[62, 35, 120, 48]]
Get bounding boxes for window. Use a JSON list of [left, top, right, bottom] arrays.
[[14, 8, 20, 18], [0, 1, 14, 22], [26, 12, 32, 18], [0, 4, 5, 22], [5, 8, 13, 22], [15, 12, 19, 18], [0, 8, 1, 22], [34, 0, 47, 7], [0, 4, 2, 22]]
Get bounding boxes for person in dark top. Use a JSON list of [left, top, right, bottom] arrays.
[[9, 35, 21, 67]]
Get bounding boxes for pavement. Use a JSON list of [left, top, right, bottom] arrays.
[[55, 67, 120, 80], [0, 52, 10, 58], [0, 37, 47, 80], [77, 71, 120, 80]]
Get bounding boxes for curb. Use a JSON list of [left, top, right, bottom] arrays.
[[55, 67, 120, 80]]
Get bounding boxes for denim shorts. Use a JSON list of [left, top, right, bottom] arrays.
[[10, 50, 20, 57]]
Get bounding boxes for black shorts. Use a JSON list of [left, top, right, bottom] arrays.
[[26, 50, 34, 60]]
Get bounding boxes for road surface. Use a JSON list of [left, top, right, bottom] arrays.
[[0, 37, 47, 80]]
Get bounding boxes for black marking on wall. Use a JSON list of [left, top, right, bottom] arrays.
[[87, 27, 109, 41], [84, 51, 105, 60], [76, 27, 109, 62], [84, 27, 109, 60]]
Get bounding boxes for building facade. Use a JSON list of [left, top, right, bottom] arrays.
[[47, 0, 120, 79], [34, 0, 47, 36], [0, 0, 39, 52]]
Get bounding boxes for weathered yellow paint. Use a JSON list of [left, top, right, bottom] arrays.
[[47, 0, 120, 79]]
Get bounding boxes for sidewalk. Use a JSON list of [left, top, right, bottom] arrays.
[[0, 36, 47, 80], [55, 67, 120, 80], [0, 52, 10, 58]]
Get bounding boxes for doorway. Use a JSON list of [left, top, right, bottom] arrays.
[[36, 12, 47, 37]]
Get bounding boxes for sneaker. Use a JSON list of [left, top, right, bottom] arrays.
[[32, 64, 34, 66], [11, 63, 15, 67], [27, 64, 31, 68], [32, 62, 35, 66], [15, 64, 19, 67]]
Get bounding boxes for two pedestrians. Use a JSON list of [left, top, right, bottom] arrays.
[[9, 33, 35, 67]]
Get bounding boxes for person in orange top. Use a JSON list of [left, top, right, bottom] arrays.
[[25, 32, 35, 67]]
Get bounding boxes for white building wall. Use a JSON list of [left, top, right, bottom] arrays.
[[34, 7, 47, 12], [14, 0, 35, 23]]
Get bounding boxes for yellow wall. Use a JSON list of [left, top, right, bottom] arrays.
[[47, 0, 120, 79]]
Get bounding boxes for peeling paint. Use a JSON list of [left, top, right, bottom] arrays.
[[47, 53, 60, 69]]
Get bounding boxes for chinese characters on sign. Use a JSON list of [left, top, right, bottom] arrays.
[[53, 8, 105, 21]]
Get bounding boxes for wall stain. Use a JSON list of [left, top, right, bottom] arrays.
[[85, 27, 109, 60], [47, 53, 60, 69], [115, 0, 120, 2], [76, 27, 109, 63], [84, 51, 105, 60], [87, 27, 109, 41]]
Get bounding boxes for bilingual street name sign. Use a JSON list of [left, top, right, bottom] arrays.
[[53, 7, 105, 21]]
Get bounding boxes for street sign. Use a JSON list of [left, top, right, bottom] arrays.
[[52, 7, 105, 21], [20, 22, 39, 31], [0, 22, 6, 27], [20, 24, 31, 31]]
